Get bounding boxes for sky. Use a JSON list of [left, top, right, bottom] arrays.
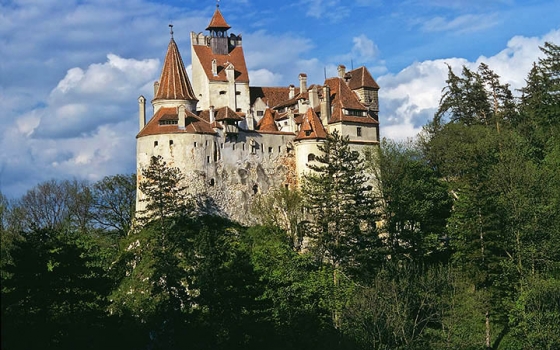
[[1, 0, 559, 199]]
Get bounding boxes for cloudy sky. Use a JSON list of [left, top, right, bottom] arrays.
[[1, 0, 559, 198]]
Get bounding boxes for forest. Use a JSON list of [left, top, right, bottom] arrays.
[[1, 42, 559, 350]]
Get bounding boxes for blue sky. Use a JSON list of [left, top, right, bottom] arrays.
[[1, 0, 559, 198]]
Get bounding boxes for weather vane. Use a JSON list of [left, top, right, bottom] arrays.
[[169, 24, 174, 38]]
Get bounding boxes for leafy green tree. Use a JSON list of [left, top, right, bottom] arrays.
[[14, 179, 93, 233], [91, 173, 136, 237], [367, 139, 452, 263], [1, 229, 112, 350]]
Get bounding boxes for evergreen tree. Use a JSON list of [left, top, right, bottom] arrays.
[[302, 130, 381, 281]]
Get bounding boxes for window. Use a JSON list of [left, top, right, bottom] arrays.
[[209, 178, 215, 186], [154, 141, 158, 147], [219, 90, 226, 95], [159, 120, 178, 125], [308, 153, 316, 162], [357, 127, 362, 137], [268, 147, 273, 153], [194, 142, 197, 147], [169, 140, 174, 146], [252, 184, 258, 194], [235, 91, 241, 95], [207, 156, 210, 163], [257, 111, 264, 117], [305, 130, 311, 136]]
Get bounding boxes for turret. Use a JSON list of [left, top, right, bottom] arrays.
[[206, 4, 231, 55]]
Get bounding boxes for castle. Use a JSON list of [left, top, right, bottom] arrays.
[[136, 5, 380, 224]]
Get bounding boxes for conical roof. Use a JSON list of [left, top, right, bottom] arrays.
[[206, 6, 231, 30], [154, 38, 197, 101]]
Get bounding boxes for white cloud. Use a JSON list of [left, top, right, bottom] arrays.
[[378, 29, 560, 141], [249, 69, 284, 86], [419, 13, 500, 33]]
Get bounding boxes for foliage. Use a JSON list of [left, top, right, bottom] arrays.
[[251, 186, 306, 250], [302, 130, 382, 280], [91, 173, 136, 237], [367, 139, 452, 263]]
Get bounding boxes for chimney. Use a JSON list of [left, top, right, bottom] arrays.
[[309, 85, 319, 109], [246, 109, 255, 131], [321, 85, 331, 125], [209, 105, 215, 123], [289, 85, 295, 99], [178, 105, 186, 130], [153, 81, 160, 97], [212, 59, 218, 76], [138, 95, 146, 130], [299, 73, 307, 93], [344, 72, 352, 86], [337, 65, 346, 78]]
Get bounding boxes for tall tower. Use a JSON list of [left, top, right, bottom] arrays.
[[190, 5, 250, 113]]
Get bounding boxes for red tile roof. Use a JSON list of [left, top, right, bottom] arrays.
[[137, 107, 216, 137], [295, 108, 327, 141], [250, 86, 300, 107], [256, 108, 279, 132], [206, 7, 231, 30], [348, 66, 380, 90], [214, 106, 244, 121], [192, 45, 249, 83], [154, 39, 197, 101], [325, 77, 367, 111]]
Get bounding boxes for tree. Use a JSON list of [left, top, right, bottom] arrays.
[[302, 130, 381, 281], [367, 139, 452, 263], [251, 186, 306, 250], [1, 229, 112, 350], [15, 179, 93, 233], [138, 155, 190, 226], [91, 173, 136, 237]]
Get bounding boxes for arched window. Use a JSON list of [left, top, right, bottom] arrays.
[[154, 141, 158, 147], [209, 178, 215, 187], [308, 153, 316, 162], [252, 184, 258, 195]]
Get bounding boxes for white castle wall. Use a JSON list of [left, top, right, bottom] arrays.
[[137, 130, 296, 224]]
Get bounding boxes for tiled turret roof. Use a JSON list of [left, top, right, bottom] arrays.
[[295, 108, 327, 141], [154, 38, 197, 101], [206, 6, 231, 30]]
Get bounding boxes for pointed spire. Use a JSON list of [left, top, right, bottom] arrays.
[[154, 35, 197, 101], [206, 4, 231, 30]]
